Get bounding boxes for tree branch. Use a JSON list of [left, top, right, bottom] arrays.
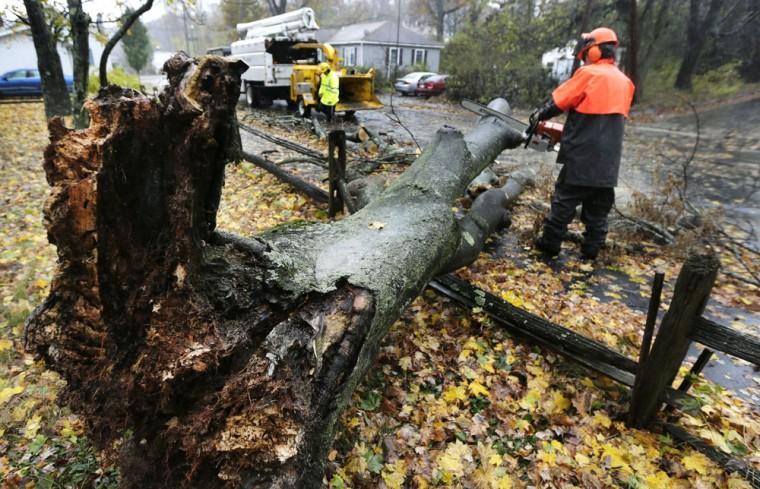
[[98, 0, 154, 86]]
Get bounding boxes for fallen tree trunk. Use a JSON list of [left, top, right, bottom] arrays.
[[25, 53, 524, 488]]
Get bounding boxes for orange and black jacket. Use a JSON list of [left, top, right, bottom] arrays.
[[551, 58, 635, 187]]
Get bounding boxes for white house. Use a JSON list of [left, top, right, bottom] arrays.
[[0, 25, 113, 77]]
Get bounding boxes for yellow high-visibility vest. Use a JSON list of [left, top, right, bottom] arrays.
[[318, 71, 339, 106]]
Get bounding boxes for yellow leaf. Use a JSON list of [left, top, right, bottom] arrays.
[[381, 460, 406, 489], [479, 355, 495, 373], [463, 338, 483, 353], [0, 338, 13, 352], [644, 471, 672, 489], [413, 475, 429, 489], [591, 412, 611, 428], [488, 452, 501, 466], [24, 415, 42, 440], [468, 380, 490, 398], [514, 419, 530, 431], [443, 385, 467, 403], [0, 385, 24, 404], [728, 475, 752, 488], [601, 444, 631, 473], [698, 428, 731, 453], [549, 391, 571, 414], [498, 476, 513, 489], [458, 349, 473, 362], [437, 440, 471, 478], [682, 453, 709, 475], [398, 356, 412, 371], [575, 453, 590, 465], [519, 389, 540, 411], [500, 290, 524, 308]]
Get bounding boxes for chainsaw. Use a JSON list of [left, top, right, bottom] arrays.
[[461, 99, 563, 152]]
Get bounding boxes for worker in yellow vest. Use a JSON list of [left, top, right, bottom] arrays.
[[318, 62, 339, 122]]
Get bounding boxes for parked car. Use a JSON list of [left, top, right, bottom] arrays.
[[416, 74, 448, 97], [0, 68, 73, 97], [394, 72, 436, 96]]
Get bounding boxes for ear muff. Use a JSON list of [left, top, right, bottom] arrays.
[[586, 45, 602, 63]]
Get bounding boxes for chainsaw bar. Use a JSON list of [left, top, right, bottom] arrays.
[[461, 99, 529, 131], [461, 99, 560, 153]]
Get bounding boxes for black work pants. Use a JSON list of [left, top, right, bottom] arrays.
[[319, 103, 335, 122], [542, 168, 615, 254]]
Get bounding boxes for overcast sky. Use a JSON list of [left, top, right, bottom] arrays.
[[1, 0, 220, 24]]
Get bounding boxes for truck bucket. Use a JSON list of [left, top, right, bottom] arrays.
[[336, 73, 383, 112]]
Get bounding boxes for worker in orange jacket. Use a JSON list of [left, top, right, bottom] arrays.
[[533, 27, 635, 260]]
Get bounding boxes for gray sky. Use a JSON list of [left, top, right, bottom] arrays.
[[0, 0, 220, 25]]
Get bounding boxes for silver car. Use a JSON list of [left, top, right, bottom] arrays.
[[394, 72, 436, 96]]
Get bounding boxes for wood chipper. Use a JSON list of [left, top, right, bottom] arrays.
[[230, 8, 383, 117]]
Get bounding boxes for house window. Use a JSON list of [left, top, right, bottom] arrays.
[[388, 47, 402, 67], [344, 46, 357, 67], [413, 49, 426, 65]]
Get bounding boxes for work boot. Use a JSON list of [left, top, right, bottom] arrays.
[[534, 236, 561, 257], [580, 244, 600, 260]]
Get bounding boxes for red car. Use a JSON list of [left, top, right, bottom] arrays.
[[416, 74, 448, 97]]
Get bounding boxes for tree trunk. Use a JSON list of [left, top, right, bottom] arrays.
[[626, 0, 639, 103], [674, 0, 721, 90], [67, 0, 90, 128], [25, 53, 523, 488], [98, 0, 154, 87], [435, 0, 445, 42], [23, 0, 71, 118], [268, 0, 287, 16], [571, 0, 593, 75], [636, 0, 671, 99]]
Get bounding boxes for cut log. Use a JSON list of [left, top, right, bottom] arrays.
[[25, 53, 524, 488]]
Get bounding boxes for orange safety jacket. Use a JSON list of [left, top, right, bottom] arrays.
[[550, 58, 635, 187]]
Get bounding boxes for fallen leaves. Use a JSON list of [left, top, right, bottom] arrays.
[[3, 101, 759, 489]]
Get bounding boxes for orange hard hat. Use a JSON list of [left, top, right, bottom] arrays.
[[577, 27, 619, 60]]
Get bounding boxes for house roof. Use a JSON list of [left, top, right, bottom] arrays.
[[322, 21, 442, 47]]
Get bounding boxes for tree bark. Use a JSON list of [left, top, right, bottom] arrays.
[[267, 0, 287, 16], [67, 0, 90, 128], [25, 53, 523, 488], [23, 0, 71, 118], [626, 0, 639, 103], [674, 0, 722, 90], [571, 0, 593, 75], [98, 0, 154, 87]]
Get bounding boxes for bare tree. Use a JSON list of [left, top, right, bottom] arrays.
[[22, 0, 71, 117], [67, 0, 89, 128], [267, 0, 288, 15], [674, 0, 721, 90], [414, 0, 467, 42]]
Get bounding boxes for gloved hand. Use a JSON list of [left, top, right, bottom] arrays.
[[531, 100, 562, 124], [529, 108, 541, 127]]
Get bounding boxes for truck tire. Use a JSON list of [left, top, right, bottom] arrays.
[[297, 97, 311, 118], [245, 83, 258, 108]]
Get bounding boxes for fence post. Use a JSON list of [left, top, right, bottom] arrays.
[[627, 250, 719, 428], [328, 130, 346, 217]]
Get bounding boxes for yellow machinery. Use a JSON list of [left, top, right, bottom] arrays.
[[290, 42, 383, 117]]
